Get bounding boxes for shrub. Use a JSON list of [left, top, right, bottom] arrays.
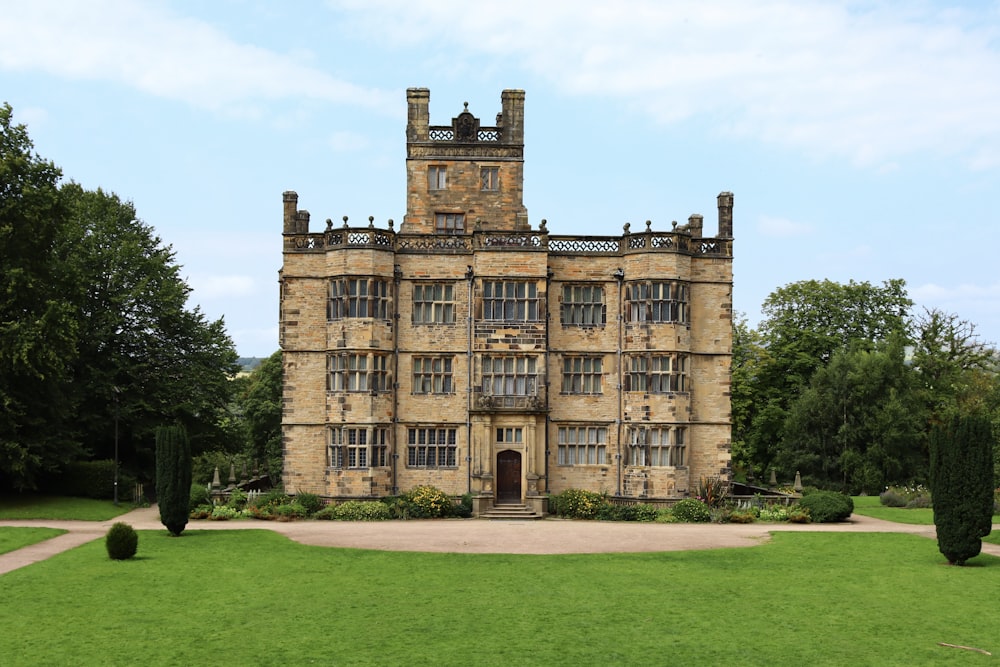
[[728, 510, 756, 523], [787, 507, 811, 523], [155, 424, 192, 536], [879, 489, 907, 507], [189, 483, 210, 512], [105, 522, 138, 560], [294, 492, 324, 516], [930, 414, 994, 565], [758, 504, 789, 522], [671, 498, 711, 523], [905, 495, 931, 509], [633, 504, 659, 522], [654, 508, 677, 523], [400, 485, 455, 518], [227, 488, 248, 510], [49, 460, 138, 501], [210, 505, 240, 520], [798, 491, 853, 523], [315, 500, 391, 521], [273, 502, 309, 521], [549, 489, 605, 519], [454, 493, 474, 518], [696, 476, 730, 508], [189, 504, 212, 520]]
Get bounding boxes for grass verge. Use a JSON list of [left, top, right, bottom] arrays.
[[851, 495, 935, 525], [0, 495, 135, 521], [0, 527, 66, 555], [0, 530, 996, 666]]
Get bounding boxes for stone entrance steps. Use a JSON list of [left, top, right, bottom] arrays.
[[478, 503, 543, 520]]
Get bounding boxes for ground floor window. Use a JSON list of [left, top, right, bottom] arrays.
[[407, 427, 458, 468], [330, 426, 389, 468], [557, 426, 608, 465]]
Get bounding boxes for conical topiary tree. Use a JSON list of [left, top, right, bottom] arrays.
[[155, 424, 192, 536], [929, 414, 995, 565]]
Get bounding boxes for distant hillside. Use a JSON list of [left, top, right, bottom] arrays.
[[237, 357, 265, 373]]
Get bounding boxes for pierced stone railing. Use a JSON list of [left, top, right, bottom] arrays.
[[428, 126, 502, 142]]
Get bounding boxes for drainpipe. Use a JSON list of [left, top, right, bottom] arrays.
[[391, 258, 402, 496], [543, 266, 553, 499], [614, 266, 625, 497], [465, 264, 475, 496]]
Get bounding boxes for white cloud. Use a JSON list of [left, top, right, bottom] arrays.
[[330, 0, 1000, 171], [0, 0, 394, 114], [757, 214, 811, 238]]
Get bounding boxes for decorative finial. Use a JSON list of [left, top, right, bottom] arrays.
[[464, 101, 469, 111], [645, 220, 652, 232], [672, 220, 678, 229], [539, 219, 547, 233], [325, 218, 333, 231], [388, 219, 394, 230], [368, 216, 375, 229], [623, 222, 630, 235], [342, 215, 349, 228]]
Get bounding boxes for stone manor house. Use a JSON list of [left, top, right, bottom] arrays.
[[280, 88, 733, 516]]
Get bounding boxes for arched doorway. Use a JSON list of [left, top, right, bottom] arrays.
[[496, 450, 522, 504]]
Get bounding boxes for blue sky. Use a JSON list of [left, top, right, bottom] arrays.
[[2, 0, 999, 356]]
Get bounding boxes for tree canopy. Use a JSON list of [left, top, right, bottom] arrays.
[[0, 103, 239, 491]]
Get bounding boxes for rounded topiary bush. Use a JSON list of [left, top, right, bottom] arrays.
[[670, 498, 711, 522], [798, 491, 853, 523], [549, 488, 605, 519], [402, 485, 455, 518], [105, 522, 138, 560], [295, 492, 324, 516]]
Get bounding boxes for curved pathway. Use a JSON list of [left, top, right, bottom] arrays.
[[2, 506, 999, 575]]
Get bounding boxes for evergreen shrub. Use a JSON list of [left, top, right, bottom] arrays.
[[294, 492, 323, 515], [671, 498, 711, 522], [189, 483, 210, 512], [105, 522, 138, 560], [548, 489, 604, 519], [155, 425, 192, 536], [878, 489, 907, 507], [400, 485, 455, 518], [315, 500, 391, 521], [797, 491, 853, 523]]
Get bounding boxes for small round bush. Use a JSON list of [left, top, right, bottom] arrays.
[[189, 483, 210, 512], [402, 485, 455, 518], [273, 501, 309, 521], [798, 491, 853, 523], [671, 498, 711, 522], [879, 489, 907, 507], [633, 504, 659, 522], [105, 522, 138, 560], [905, 495, 931, 509], [549, 488, 605, 519]]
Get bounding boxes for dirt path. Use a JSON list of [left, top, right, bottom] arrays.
[[2, 506, 999, 575]]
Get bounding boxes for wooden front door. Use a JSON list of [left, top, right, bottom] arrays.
[[496, 450, 522, 504]]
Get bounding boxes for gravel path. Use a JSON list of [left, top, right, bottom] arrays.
[[2, 505, 999, 575]]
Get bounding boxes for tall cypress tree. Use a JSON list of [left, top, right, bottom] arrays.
[[155, 424, 191, 536], [930, 414, 994, 565]]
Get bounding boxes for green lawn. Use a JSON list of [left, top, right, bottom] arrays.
[[0, 495, 135, 521], [0, 527, 66, 555], [0, 529, 996, 666], [851, 495, 936, 525]]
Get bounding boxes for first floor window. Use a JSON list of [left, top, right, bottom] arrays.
[[328, 277, 391, 320], [413, 356, 453, 394], [407, 427, 458, 467], [328, 353, 391, 393], [496, 427, 523, 444], [557, 426, 607, 465], [330, 427, 389, 469], [481, 280, 539, 321], [627, 426, 686, 467], [482, 356, 537, 396], [562, 356, 603, 394]]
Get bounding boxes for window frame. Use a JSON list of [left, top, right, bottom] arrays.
[[412, 356, 454, 394], [406, 427, 458, 468], [625, 281, 689, 324], [481, 280, 540, 322], [328, 353, 392, 393], [428, 165, 447, 190], [556, 426, 608, 465], [561, 284, 605, 326], [626, 426, 686, 467], [328, 278, 391, 321], [329, 426, 390, 469], [624, 354, 688, 394], [412, 283, 457, 324], [561, 356, 603, 394], [435, 213, 465, 235], [482, 356, 538, 397], [480, 166, 499, 191]]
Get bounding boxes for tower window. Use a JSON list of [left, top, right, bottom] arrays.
[[428, 166, 447, 190], [435, 213, 465, 234], [481, 167, 499, 191]]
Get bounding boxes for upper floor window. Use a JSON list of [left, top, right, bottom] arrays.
[[557, 426, 608, 465], [481, 167, 499, 191], [561, 356, 603, 394], [627, 426, 686, 467], [626, 281, 688, 323], [496, 427, 523, 444], [328, 353, 391, 393], [624, 354, 687, 393], [482, 356, 537, 396], [561, 285, 605, 326], [407, 427, 458, 468], [482, 281, 539, 321], [328, 278, 390, 320], [428, 166, 447, 190], [435, 213, 465, 235], [413, 356, 454, 394], [412, 283, 456, 324]]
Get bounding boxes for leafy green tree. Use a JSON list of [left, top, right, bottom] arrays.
[[155, 424, 192, 536], [744, 279, 912, 480], [930, 414, 995, 565], [779, 342, 925, 492], [730, 313, 767, 481], [240, 350, 283, 479], [0, 104, 83, 489]]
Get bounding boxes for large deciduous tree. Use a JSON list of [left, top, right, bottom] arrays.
[[240, 350, 283, 479], [0, 103, 240, 491]]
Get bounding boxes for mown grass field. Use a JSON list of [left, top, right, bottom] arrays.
[[1, 527, 997, 666], [0, 495, 135, 521], [0, 527, 66, 555]]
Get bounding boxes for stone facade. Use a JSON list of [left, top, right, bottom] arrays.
[[280, 88, 733, 514]]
